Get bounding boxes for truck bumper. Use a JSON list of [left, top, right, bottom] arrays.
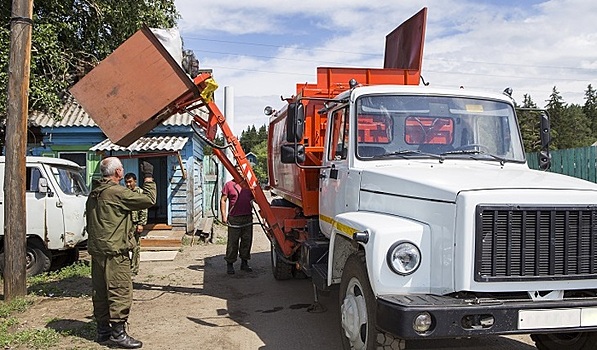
[[377, 294, 597, 339]]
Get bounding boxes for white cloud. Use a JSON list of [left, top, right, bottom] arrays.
[[174, 0, 597, 134]]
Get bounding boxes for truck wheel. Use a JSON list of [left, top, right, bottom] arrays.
[[339, 252, 405, 350], [531, 332, 597, 350], [26, 240, 51, 276], [270, 244, 293, 280]]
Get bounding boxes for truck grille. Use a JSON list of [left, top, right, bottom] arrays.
[[474, 205, 597, 282]]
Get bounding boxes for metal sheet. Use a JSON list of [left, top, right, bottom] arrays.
[[384, 7, 427, 72], [69, 26, 199, 146]]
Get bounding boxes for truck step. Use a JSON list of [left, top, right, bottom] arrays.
[[311, 263, 329, 291]]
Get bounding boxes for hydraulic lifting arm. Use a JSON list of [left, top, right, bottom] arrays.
[[178, 72, 296, 258]]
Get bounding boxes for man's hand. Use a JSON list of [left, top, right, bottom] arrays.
[[140, 161, 154, 180], [136, 225, 144, 233]]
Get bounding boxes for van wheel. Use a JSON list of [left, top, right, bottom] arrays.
[[270, 244, 293, 280], [339, 252, 405, 350], [531, 332, 597, 350], [26, 240, 51, 276]]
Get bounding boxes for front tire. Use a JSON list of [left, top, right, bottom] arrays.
[[339, 252, 405, 350], [26, 240, 51, 276], [531, 332, 597, 350]]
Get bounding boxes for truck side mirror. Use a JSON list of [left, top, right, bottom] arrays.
[[286, 102, 305, 143], [539, 112, 551, 170], [281, 144, 305, 164], [38, 178, 50, 196]]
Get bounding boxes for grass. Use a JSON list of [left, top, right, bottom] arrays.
[[0, 297, 60, 349], [0, 262, 94, 349], [28, 261, 91, 297]]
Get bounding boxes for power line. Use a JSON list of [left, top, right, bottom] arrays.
[[185, 36, 597, 74], [183, 36, 380, 57]]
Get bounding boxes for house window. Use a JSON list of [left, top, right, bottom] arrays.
[[59, 152, 86, 167]]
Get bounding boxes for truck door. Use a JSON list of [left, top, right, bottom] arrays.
[[320, 107, 350, 237]]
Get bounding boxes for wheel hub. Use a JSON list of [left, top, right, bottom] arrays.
[[341, 278, 368, 349]]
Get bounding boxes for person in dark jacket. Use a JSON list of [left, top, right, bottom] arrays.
[[86, 157, 156, 349]]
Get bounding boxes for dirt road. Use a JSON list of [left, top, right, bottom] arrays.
[[8, 223, 539, 349]]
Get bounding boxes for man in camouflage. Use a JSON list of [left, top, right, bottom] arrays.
[[124, 173, 148, 276], [86, 157, 156, 349]]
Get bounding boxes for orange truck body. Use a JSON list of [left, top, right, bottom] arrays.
[[268, 67, 422, 217]]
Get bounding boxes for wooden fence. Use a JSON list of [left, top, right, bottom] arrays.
[[527, 146, 597, 183]]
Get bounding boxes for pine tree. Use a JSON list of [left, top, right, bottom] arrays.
[[583, 84, 597, 139], [545, 87, 566, 149], [517, 94, 541, 152]]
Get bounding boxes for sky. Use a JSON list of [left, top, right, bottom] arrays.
[[173, 0, 597, 135]]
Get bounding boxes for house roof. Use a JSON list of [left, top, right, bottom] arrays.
[[29, 94, 205, 128], [90, 136, 189, 152]]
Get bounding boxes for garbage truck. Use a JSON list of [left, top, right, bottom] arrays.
[[70, 8, 597, 350]]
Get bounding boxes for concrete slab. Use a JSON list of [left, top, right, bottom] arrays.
[[140, 251, 178, 262]]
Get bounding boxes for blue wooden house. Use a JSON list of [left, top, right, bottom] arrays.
[[28, 96, 209, 233]]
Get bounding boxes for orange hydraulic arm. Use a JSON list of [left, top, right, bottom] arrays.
[[178, 72, 296, 258]]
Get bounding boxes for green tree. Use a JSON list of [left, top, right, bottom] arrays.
[[517, 94, 542, 153], [583, 84, 597, 138], [239, 124, 268, 182], [240, 125, 260, 153], [251, 139, 268, 183], [557, 104, 592, 149], [545, 87, 567, 150], [0, 0, 179, 119]]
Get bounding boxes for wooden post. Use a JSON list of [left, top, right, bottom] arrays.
[[3, 0, 34, 300]]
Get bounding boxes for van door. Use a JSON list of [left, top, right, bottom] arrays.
[[28, 165, 65, 249], [43, 164, 87, 249], [36, 164, 66, 250]]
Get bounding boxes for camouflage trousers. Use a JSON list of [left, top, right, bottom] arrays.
[[91, 253, 133, 324], [130, 232, 141, 275]]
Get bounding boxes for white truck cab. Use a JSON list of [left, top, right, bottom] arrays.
[[0, 156, 88, 275], [313, 85, 597, 349]]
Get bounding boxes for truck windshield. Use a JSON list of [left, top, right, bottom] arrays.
[[355, 95, 525, 163], [50, 166, 89, 196]]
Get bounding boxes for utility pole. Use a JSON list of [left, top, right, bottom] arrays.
[[4, 0, 33, 300]]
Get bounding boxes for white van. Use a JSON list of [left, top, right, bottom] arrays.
[[0, 156, 88, 276]]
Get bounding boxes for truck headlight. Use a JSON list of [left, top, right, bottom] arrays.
[[387, 241, 421, 275]]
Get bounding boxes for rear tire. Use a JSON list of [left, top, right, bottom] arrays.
[[531, 332, 597, 350], [339, 252, 405, 350], [270, 244, 293, 280]]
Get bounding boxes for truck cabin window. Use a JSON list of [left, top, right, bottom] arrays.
[[355, 95, 525, 162]]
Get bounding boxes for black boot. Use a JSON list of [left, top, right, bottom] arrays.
[[95, 321, 111, 343], [240, 260, 252, 272], [227, 262, 235, 275], [110, 321, 142, 349]]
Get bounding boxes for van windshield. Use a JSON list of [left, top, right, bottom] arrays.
[[51, 166, 89, 196], [355, 94, 525, 163]]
